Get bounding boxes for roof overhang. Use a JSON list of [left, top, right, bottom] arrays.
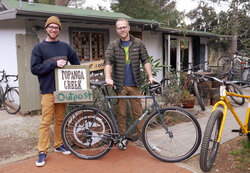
[[0, 9, 16, 20], [0, 7, 159, 29], [15, 9, 159, 27], [157, 27, 219, 38]]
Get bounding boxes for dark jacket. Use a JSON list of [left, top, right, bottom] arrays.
[[104, 35, 150, 92], [31, 40, 80, 94]]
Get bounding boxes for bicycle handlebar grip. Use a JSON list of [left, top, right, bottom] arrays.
[[90, 81, 106, 86], [14, 75, 18, 82], [149, 82, 161, 94]]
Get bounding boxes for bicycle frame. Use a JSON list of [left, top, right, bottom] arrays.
[[96, 85, 169, 138], [212, 88, 250, 143]]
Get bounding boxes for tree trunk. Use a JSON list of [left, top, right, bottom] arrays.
[[55, 0, 71, 6], [230, 0, 238, 53]]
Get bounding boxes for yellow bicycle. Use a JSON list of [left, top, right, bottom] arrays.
[[199, 75, 250, 172]]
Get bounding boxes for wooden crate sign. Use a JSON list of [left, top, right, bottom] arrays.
[[83, 60, 104, 72], [54, 90, 93, 103], [54, 65, 92, 103]]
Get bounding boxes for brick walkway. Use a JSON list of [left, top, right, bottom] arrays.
[[0, 144, 193, 173]]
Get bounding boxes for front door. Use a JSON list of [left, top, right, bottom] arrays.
[[16, 33, 41, 113]]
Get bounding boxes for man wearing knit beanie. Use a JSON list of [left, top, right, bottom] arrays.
[[45, 16, 62, 30], [44, 16, 62, 41], [31, 16, 80, 167]]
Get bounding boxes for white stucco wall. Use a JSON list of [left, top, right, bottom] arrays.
[[0, 19, 25, 76], [142, 31, 163, 81]]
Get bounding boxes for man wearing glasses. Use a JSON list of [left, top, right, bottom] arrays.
[[105, 18, 157, 149], [31, 16, 80, 167]]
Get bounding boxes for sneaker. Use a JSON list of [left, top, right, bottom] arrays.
[[35, 152, 47, 167], [54, 144, 71, 155]]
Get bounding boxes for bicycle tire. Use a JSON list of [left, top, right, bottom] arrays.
[[217, 56, 233, 72], [200, 110, 223, 172], [142, 107, 202, 162], [194, 81, 206, 111], [248, 114, 250, 142], [226, 84, 245, 105], [233, 61, 244, 81], [0, 85, 3, 107], [3, 88, 20, 114], [62, 106, 115, 159]]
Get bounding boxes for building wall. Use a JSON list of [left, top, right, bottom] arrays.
[[142, 31, 163, 81], [0, 18, 25, 82]]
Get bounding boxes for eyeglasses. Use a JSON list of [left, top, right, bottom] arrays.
[[117, 26, 128, 31], [47, 26, 60, 30]]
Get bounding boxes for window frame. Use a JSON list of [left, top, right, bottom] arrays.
[[69, 27, 109, 62]]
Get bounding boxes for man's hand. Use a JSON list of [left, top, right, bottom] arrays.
[[144, 63, 158, 84], [149, 76, 158, 84], [106, 78, 114, 86], [57, 59, 67, 68]]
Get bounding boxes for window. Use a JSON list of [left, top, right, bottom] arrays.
[[130, 31, 142, 40], [70, 28, 109, 62]]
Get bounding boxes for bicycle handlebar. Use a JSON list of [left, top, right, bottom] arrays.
[[0, 70, 18, 83], [200, 75, 242, 85], [0, 70, 5, 82], [90, 80, 162, 95], [90, 80, 106, 86], [5, 75, 18, 82], [182, 61, 209, 72], [160, 78, 170, 85]]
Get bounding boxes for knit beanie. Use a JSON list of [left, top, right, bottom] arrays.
[[45, 16, 61, 29]]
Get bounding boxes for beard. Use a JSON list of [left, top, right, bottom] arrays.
[[47, 32, 59, 40], [119, 32, 129, 40]]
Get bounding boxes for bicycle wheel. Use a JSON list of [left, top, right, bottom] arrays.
[[200, 110, 223, 172], [232, 60, 244, 81], [248, 114, 250, 142], [226, 83, 245, 105], [62, 106, 115, 160], [194, 81, 206, 111], [142, 107, 202, 162], [0, 85, 3, 107], [217, 56, 233, 72], [3, 88, 20, 114]]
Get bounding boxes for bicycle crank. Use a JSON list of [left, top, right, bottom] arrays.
[[115, 138, 128, 150]]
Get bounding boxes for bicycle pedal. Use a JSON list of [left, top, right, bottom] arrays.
[[231, 129, 240, 132]]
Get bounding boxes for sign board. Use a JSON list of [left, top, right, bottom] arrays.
[[54, 65, 93, 103], [83, 60, 105, 82], [83, 60, 104, 72], [54, 90, 92, 103]]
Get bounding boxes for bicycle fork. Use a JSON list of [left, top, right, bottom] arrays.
[[153, 95, 173, 138], [212, 97, 247, 143]]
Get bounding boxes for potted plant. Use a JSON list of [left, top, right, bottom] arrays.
[[181, 89, 195, 108]]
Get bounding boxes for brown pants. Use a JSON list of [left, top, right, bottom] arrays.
[[38, 94, 67, 154], [116, 86, 142, 138]]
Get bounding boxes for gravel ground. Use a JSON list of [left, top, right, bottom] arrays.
[[0, 111, 41, 166]]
